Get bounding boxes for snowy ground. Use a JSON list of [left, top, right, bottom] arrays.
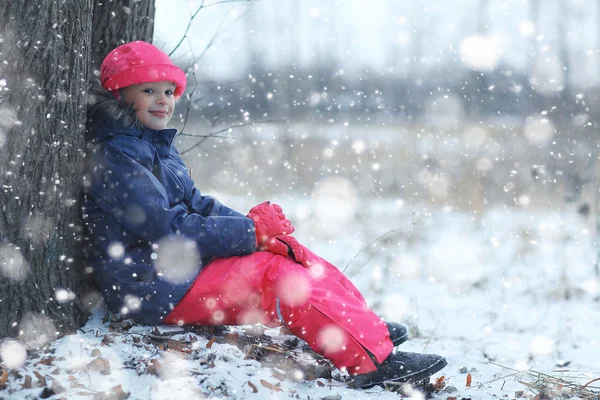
[[2, 201, 600, 399]]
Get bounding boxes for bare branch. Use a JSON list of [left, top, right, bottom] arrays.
[[169, 0, 206, 57], [179, 133, 229, 139], [170, 0, 251, 61], [203, 0, 254, 8], [342, 216, 420, 275]]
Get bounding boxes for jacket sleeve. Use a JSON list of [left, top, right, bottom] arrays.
[[87, 138, 256, 258], [169, 146, 248, 219]]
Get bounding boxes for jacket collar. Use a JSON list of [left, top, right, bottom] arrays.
[[87, 82, 178, 155]]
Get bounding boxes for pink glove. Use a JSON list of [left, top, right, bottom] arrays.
[[259, 235, 319, 269], [247, 201, 295, 246]]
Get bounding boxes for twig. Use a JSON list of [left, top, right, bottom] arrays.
[[169, 0, 206, 57], [190, 8, 250, 66], [179, 119, 283, 155], [179, 133, 229, 139], [176, 39, 201, 136], [342, 220, 418, 274], [465, 370, 524, 390], [421, 318, 440, 351], [583, 377, 600, 389]]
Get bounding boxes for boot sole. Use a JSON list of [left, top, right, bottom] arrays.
[[353, 357, 448, 389]]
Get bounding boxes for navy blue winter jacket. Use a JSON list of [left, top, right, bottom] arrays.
[[82, 86, 256, 325]]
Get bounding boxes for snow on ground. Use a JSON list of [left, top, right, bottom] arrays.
[[1, 202, 600, 399]]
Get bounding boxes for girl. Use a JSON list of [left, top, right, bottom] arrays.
[[82, 40, 446, 389]]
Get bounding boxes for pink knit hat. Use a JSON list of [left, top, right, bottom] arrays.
[[100, 41, 187, 99]]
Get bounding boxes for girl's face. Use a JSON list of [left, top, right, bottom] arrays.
[[122, 81, 176, 130]]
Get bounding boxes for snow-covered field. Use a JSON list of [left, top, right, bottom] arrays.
[[2, 201, 600, 399]]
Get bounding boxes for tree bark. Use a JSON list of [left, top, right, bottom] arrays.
[[0, 1, 155, 341], [91, 0, 156, 70], [0, 0, 94, 341]]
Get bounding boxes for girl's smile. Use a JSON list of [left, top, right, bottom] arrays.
[[122, 81, 176, 130]]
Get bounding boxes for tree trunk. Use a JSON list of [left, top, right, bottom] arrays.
[[91, 0, 156, 70], [0, 0, 155, 342], [0, 0, 94, 342]]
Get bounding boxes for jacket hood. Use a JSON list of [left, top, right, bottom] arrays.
[[87, 81, 143, 131]]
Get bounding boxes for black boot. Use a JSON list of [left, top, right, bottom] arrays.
[[385, 321, 409, 346], [350, 351, 447, 389]]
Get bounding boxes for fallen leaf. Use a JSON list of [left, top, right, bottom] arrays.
[[86, 357, 111, 375], [146, 359, 161, 376], [0, 369, 8, 389], [50, 368, 60, 375], [247, 381, 258, 393], [316, 380, 325, 387], [225, 333, 239, 345], [206, 336, 216, 349], [109, 384, 129, 400], [466, 373, 472, 388], [100, 335, 115, 346], [21, 375, 32, 389], [33, 370, 47, 387], [166, 339, 191, 354], [260, 379, 282, 392], [36, 357, 56, 366], [434, 375, 446, 390]]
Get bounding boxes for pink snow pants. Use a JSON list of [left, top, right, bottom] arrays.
[[164, 251, 393, 374]]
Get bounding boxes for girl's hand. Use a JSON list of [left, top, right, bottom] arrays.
[[247, 201, 295, 245]]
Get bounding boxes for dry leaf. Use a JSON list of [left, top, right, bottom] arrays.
[[36, 357, 56, 366], [466, 373, 472, 387], [247, 381, 258, 393], [86, 357, 111, 375], [260, 379, 282, 392], [166, 339, 191, 354], [21, 375, 32, 389], [225, 333, 240, 345], [0, 369, 7, 389], [146, 359, 162, 376], [447, 397, 457, 400], [316, 380, 325, 387], [434, 375, 446, 390], [206, 336, 216, 349], [101, 335, 115, 346], [109, 384, 129, 400], [33, 370, 46, 387]]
